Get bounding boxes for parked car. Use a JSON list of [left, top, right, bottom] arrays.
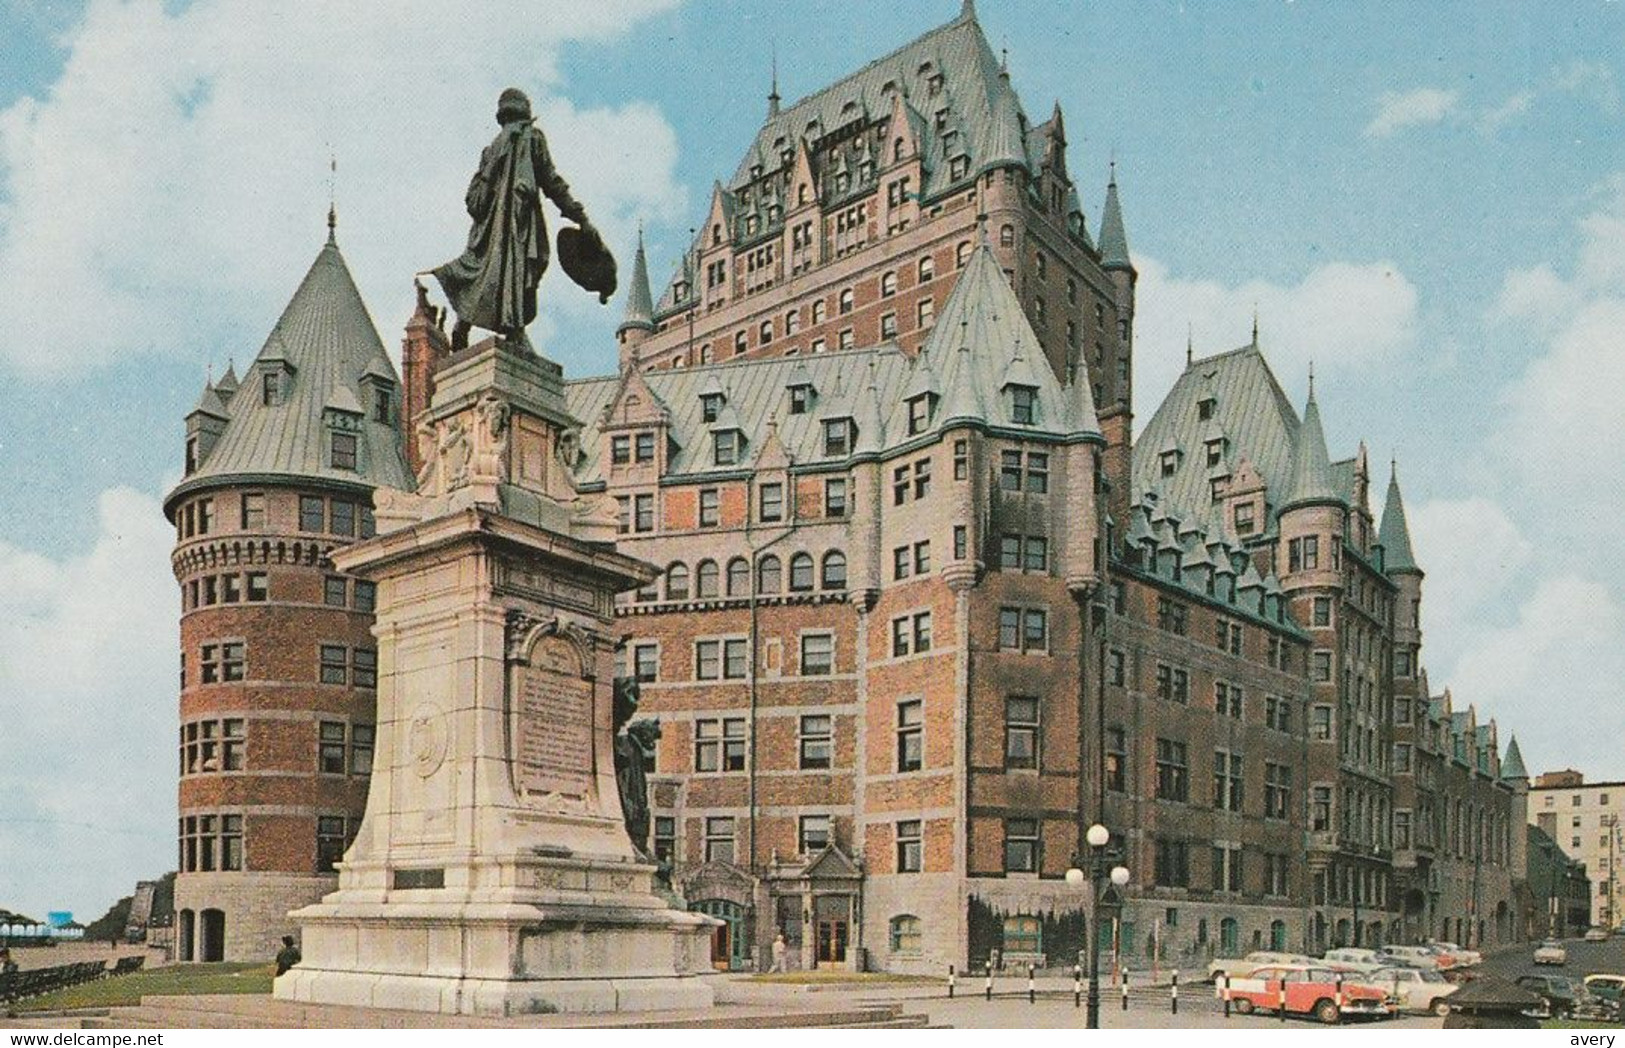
[[1516, 974, 1580, 1018], [1583, 974, 1624, 1006], [1584, 927, 1611, 943], [1207, 950, 1313, 982], [1370, 966, 1460, 1016], [1430, 941, 1481, 966], [1224, 964, 1394, 1023], [1322, 948, 1399, 973], [1532, 939, 1568, 966], [1383, 945, 1442, 970]]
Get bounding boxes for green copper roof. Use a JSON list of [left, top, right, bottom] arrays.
[[1098, 172, 1132, 272], [169, 236, 411, 505], [619, 230, 655, 333], [1501, 735, 1529, 780], [1281, 387, 1344, 511], [1379, 463, 1421, 573]]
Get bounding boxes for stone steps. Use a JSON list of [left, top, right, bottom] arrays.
[[78, 994, 931, 1030]]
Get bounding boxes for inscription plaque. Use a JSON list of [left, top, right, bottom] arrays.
[[514, 636, 593, 797]]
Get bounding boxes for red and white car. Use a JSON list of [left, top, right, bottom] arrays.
[[1223, 963, 1395, 1023]]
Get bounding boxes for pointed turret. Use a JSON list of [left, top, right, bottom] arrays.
[[1099, 166, 1133, 273], [976, 73, 1028, 176], [618, 230, 656, 337], [214, 363, 240, 402], [1379, 461, 1421, 574], [1281, 384, 1344, 512]]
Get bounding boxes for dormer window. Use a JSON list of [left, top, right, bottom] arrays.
[[701, 393, 724, 423], [263, 372, 282, 406], [907, 394, 934, 436], [789, 384, 814, 415], [373, 388, 392, 424], [1205, 439, 1225, 468], [713, 430, 742, 466], [1159, 450, 1180, 477], [330, 432, 358, 471], [823, 418, 852, 457], [1010, 385, 1038, 426], [1198, 396, 1217, 421]]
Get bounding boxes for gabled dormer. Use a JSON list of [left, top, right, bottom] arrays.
[[359, 352, 397, 427], [600, 363, 671, 480], [697, 372, 728, 424], [788, 138, 819, 213], [785, 360, 817, 416], [709, 403, 747, 467], [257, 338, 296, 407], [1000, 351, 1044, 426], [185, 381, 230, 476]]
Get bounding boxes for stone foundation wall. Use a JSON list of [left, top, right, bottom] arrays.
[[175, 871, 335, 963]]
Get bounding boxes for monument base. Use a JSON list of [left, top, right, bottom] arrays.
[[276, 856, 717, 1015]]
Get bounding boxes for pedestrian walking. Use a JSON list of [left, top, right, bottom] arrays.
[[770, 933, 787, 974]]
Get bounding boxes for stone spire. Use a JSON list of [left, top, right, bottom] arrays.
[[976, 70, 1027, 176], [1500, 735, 1529, 781], [1281, 382, 1343, 511], [1379, 460, 1421, 573], [1099, 164, 1133, 273], [768, 45, 781, 117], [618, 228, 655, 336], [960, 0, 978, 21]]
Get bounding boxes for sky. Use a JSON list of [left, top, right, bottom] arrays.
[[1, 0, 1621, 922]]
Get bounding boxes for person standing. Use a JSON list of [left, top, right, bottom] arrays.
[[771, 933, 788, 974], [1, 947, 19, 1018], [274, 935, 301, 977]]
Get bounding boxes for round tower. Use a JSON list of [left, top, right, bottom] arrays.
[[617, 228, 657, 370], [162, 229, 411, 963]]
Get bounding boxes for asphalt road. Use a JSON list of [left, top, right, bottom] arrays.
[[1480, 933, 1625, 985]]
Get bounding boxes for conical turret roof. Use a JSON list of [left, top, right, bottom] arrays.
[[1379, 462, 1420, 573], [619, 229, 655, 334], [1281, 385, 1344, 511], [166, 234, 412, 507], [1099, 168, 1132, 272], [1500, 736, 1529, 781]]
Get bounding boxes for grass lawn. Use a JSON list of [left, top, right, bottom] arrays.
[[17, 963, 275, 1013], [746, 970, 941, 985]]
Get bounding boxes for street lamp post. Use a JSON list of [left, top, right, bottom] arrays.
[[1068, 823, 1131, 1029]]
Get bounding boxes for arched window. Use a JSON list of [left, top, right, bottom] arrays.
[[918, 255, 935, 282], [1220, 917, 1240, 954], [893, 137, 905, 162], [812, 299, 827, 324], [821, 551, 847, 590], [1002, 915, 1041, 955], [838, 287, 854, 314], [665, 563, 690, 601], [726, 557, 750, 597], [757, 554, 782, 594], [880, 271, 897, 297], [712, 224, 722, 246], [789, 553, 814, 592], [1000, 224, 1015, 248], [889, 914, 922, 953], [696, 559, 720, 599], [759, 319, 773, 344], [956, 240, 972, 268]]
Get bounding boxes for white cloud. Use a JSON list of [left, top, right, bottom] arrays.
[[1552, 59, 1621, 113], [1478, 91, 1534, 133], [1442, 575, 1625, 778], [0, 487, 177, 921], [1408, 497, 1533, 620], [0, 0, 687, 380], [1364, 87, 1458, 138], [1133, 256, 1420, 421]]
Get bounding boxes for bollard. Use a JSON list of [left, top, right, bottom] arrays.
[[1074, 963, 1082, 1009], [1221, 973, 1231, 1018], [948, 963, 956, 999], [1171, 969, 1179, 1015], [1278, 981, 1287, 1022], [1335, 974, 1344, 1012], [985, 961, 993, 1001], [1028, 962, 1036, 1004], [1122, 969, 1131, 1011]]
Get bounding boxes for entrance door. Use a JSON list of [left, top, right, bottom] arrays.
[[814, 895, 849, 967], [691, 899, 748, 971], [199, 908, 225, 962]]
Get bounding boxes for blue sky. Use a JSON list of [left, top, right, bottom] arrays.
[[1, 0, 1621, 922]]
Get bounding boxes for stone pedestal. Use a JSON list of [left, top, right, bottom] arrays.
[[276, 342, 716, 1015]]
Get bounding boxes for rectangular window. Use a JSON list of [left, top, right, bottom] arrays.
[[1004, 818, 1040, 873], [913, 458, 931, 499], [1312, 786, 1332, 832], [330, 431, 358, 470], [824, 478, 848, 518], [611, 435, 630, 465], [798, 814, 832, 855], [1394, 742, 1413, 773], [1106, 727, 1126, 792], [1155, 738, 1189, 802], [714, 431, 739, 466], [633, 493, 654, 533], [1005, 696, 1039, 769], [914, 540, 931, 575], [320, 644, 349, 685], [241, 493, 266, 530], [1394, 811, 1412, 850], [299, 495, 325, 533], [1023, 536, 1047, 572], [1156, 597, 1188, 636], [316, 815, 349, 873], [633, 643, 659, 683], [198, 498, 215, 534], [893, 465, 909, 506], [350, 724, 374, 775], [1024, 609, 1049, 652], [704, 816, 735, 863], [352, 647, 376, 688], [953, 439, 968, 480], [1264, 762, 1291, 820], [1213, 750, 1244, 811], [1313, 596, 1332, 627], [698, 488, 719, 527], [324, 576, 348, 607], [695, 640, 720, 680], [800, 633, 834, 676], [221, 573, 242, 604], [1154, 839, 1190, 888], [1215, 681, 1242, 718], [893, 546, 911, 581], [896, 819, 922, 873], [1154, 664, 1189, 704], [318, 721, 347, 774], [897, 700, 923, 772], [1011, 386, 1037, 425], [1109, 649, 1126, 686], [999, 450, 1022, 491], [1311, 705, 1332, 740], [999, 535, 1021, 571], [330, 500, 355, 538], [823, 419, 851, 457], [913, 611, 932, 653], [353, 580, 375, 612], [654, 817, 676, 862], [953, 525, 967, 560], [723, 638, 747, 679], [799, 714, 832, 769], [1265, 695, 1292, 733], [1211, 845, 1243, 893], [635, 431, 655, 463], [1312, 651, 1332, 681], [759, 482, 784, 523]]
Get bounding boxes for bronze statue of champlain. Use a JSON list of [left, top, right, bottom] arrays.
[[430, 88, 616, 352]]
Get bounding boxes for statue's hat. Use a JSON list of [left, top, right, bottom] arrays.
[[558, 225, 618, 305]]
